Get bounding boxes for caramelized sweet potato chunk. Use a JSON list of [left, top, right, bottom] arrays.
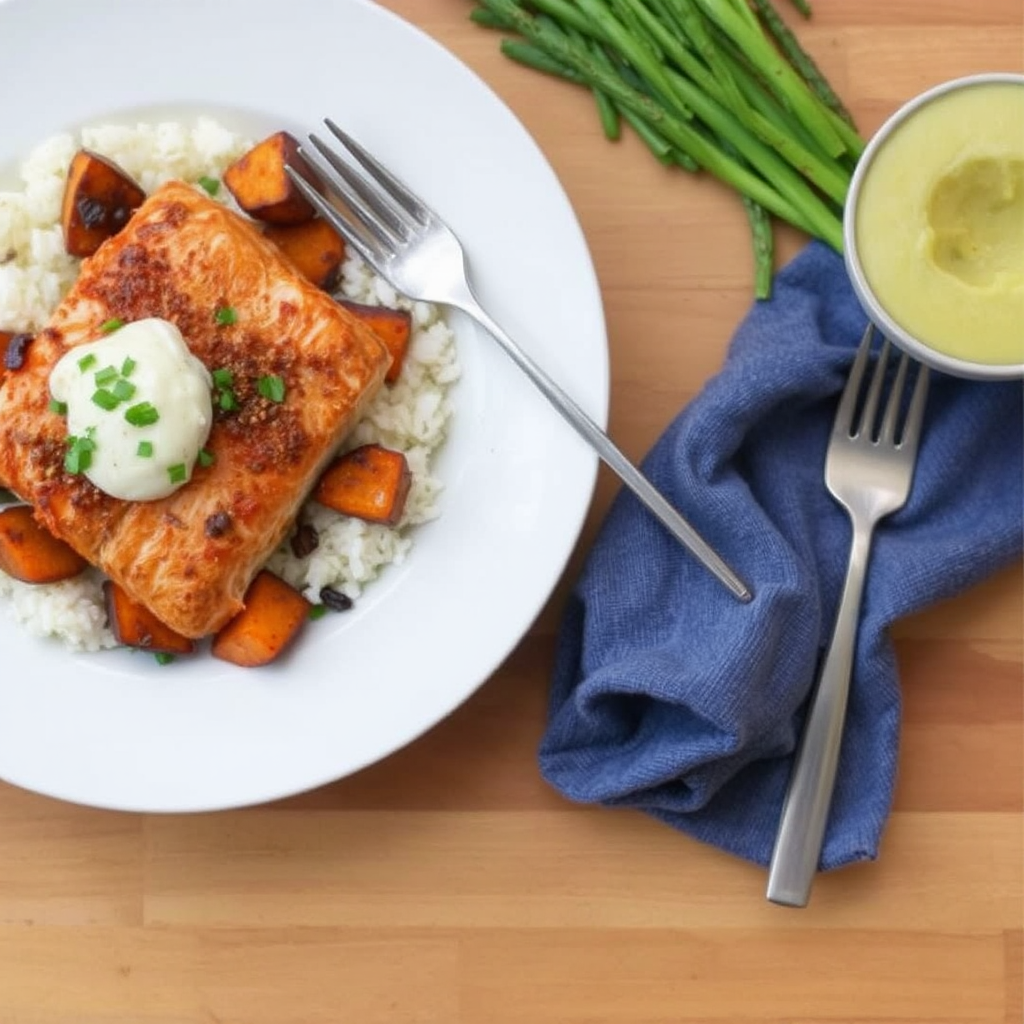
[[61, 149, 146, 258], [314, 444, 411, 526], [211, 570, 311, 667], [337, 301, 411, 384], [103, 581, 195, 656], [263, 218, 345, 289], [0, 505, 88, 584], [223, 131, 319, 225]]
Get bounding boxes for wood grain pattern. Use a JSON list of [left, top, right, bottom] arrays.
[[0, 2, 1020, 1021]]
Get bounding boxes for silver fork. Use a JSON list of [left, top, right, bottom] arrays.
[[284, 119, 751, 603], [767, 324, 929, 907]]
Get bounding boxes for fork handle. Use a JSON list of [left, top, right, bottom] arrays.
[[766, 518, 873, 907], [459, 295, 752, 602]]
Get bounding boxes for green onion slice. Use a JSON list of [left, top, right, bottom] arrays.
[[92, 388, 120, 411], [94, 365, 119, 387], [112, 379, 136, 402], [125, 401, 159, 427], [257, 374, 286, 403]]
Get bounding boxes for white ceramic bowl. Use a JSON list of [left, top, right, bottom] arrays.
[[843, 72, 1024, 380]]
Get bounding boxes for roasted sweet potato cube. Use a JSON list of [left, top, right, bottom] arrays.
[[61, 149, 146, 258], [314, 444, 412, 526], [103, 580, 195, 656], [0, 505, 88, 584], [223, 131, 319, 225], [337, 301, 411, 384], [211, 570, 311, 668], [263, 218, 345, 289]]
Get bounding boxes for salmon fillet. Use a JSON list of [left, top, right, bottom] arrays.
[[0, 180, 391, 638]]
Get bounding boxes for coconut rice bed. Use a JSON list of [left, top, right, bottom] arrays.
[[0, 117, 459, 652]]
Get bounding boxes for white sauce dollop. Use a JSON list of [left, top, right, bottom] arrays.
[[49, 318, 213, 501]]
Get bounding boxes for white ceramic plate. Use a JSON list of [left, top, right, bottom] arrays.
[[0, 0, 607, 811]]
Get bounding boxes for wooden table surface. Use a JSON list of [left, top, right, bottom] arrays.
[[1, 2, 1022, 1021]]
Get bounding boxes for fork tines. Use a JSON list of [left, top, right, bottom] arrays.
[[838, 325, 929, 450]]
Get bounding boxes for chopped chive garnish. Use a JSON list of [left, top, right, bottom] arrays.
[[125, 401, 159, 427], [154, 652, 175, 665], [64, 433, 96, 475], [198, 448, 215, 468], [48, 398, 67, 415], [214, 306, 237, 326], [121, 356, 136, 377], [167, 463, 187, 484], [197, 175, 221, 196], [77, 353, 97, 372], [308, 604, 328, 621], [137, 440, 154, 458], [65, 448, 85, 474], [219, 389, 239, 412], [92, 388, 120, 411], [112, 378, 136, 402], [100, 318, 124, 334], [211, 367, 234, 389], [257, 374, 286, 403], [94, 365, 119, 387]]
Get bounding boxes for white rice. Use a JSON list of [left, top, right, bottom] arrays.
[[0, 117, 458, 652]]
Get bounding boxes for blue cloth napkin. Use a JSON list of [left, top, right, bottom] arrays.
[[540, 241, 1023, 871]]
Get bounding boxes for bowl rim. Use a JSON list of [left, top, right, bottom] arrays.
[[843, 71, 1024, 381]]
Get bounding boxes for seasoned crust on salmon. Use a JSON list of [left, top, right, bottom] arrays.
[[0, 180, 391, 638]]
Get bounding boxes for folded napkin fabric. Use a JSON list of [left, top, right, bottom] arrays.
[[540, 241, 1023, 871]]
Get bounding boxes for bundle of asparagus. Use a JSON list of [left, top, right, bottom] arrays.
[[470, 0, 863, 297]]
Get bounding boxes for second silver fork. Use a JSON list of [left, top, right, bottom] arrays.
[[767, 324, 929, 908], [285, 120, 751, 603]]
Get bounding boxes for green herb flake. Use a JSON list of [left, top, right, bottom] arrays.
[[77, 353, 97, 372], [112, 378, 137, 402], [154, 652, 176, 665], [219, 389, 239, 412], [308, 604, 329, 621], [214, 306, 238, 326], [93, 364, 119, 387], [137, 441, 154, 458], [64, 433, 97, 475], [125, 401, 160, 427], [197, 175, 221, 197], [198, 448, 215, 468], [211, 367, 234, 389], [121, 356, 137, 377], [48, 398, 67, 416], [92, 388, 120, 411], [100, 318, 124, 334], [257, 374, 286, 403], [167, 463, 188, 485]]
